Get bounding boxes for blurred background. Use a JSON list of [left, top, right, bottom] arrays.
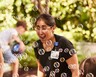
[[0, 0, 96, 76]]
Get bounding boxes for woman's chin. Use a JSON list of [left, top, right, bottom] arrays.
[[40, 37, 45, 41], [39, 36, 46, 41], [40, 38, 46, 42]]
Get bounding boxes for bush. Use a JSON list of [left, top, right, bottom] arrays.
[[19, 31, 39, 69]]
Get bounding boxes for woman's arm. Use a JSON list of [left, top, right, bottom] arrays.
[[36, 60, 45, 77], [66, 54, 79, 77]]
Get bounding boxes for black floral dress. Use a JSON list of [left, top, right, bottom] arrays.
[[33, 34, 76, 77]]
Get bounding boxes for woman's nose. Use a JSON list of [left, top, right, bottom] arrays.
[[39, 29, 43, 34]]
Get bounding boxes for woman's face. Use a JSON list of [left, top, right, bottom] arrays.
[[35, 19, 55, 42]]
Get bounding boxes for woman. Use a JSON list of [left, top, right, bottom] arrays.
[[33, 14, 79, 77]]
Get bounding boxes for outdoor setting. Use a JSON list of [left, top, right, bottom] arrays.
[[0, 0, 96, 77]]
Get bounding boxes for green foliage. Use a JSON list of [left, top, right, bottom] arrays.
[[77, 54, 86, 64], [49, 0, 96, 42], [19, 31, 38, 68], [19, 46, 37, 67], [21, 31, 39, 45]]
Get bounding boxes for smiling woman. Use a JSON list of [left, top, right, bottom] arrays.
[[33, 14, 79, 77], [34, 14, 56, 43]]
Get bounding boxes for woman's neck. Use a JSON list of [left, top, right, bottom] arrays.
[[42, 35, 56, 52]]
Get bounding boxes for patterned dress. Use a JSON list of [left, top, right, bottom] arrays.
[[33, 34, 76, 77]]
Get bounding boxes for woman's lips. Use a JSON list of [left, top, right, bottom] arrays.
[[39, 35, 46, 40]]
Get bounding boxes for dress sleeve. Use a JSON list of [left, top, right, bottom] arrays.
[[59, 37, 76, 60]]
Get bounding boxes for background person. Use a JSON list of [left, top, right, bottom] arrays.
[[0, 20, 27, 77], [79, 56, 96, 77], [33, 14, 79, 77]]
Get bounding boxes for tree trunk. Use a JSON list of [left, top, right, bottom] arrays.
[[31, 0, 50, 14]]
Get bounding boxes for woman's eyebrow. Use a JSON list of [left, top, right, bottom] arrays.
[[42, 25, 47, 27], [36, 24, 46, 27]]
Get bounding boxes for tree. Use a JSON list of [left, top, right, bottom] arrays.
[[31, 0, 50, 14]]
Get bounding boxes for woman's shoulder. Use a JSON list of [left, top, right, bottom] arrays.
[[33, 40, 42, 48], [55, 34, 71, 43], [55, 34, 74, 48]]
